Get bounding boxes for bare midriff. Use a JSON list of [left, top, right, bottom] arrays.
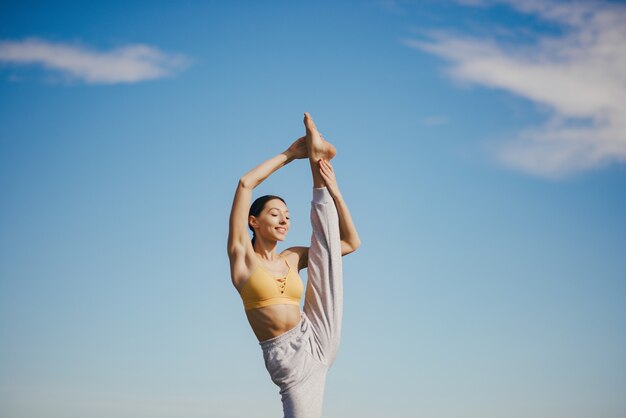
[[245, 304, 302, 342]]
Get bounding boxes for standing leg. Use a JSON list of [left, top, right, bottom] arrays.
[[261, 312, 329, 418], [281, 365, 328, 418]]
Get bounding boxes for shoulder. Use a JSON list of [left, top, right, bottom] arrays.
[[281, 246, 309, 271]]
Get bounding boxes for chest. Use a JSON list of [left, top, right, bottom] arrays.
[[259, 260, 290, 278]]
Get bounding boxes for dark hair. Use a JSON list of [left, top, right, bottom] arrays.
[[249, 195, 286, 247]]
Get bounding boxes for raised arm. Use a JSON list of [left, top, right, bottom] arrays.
[[319, 158, 361, 255], [227, 137, 307, 259]]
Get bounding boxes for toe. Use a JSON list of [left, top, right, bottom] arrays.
[[304, 113, 317, 132]]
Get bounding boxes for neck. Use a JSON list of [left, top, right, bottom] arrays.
[[253, 239, 279, 261]]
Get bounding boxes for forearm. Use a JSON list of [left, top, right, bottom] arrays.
[[240, 149, 295, 189], [332, 193, 361, 250]]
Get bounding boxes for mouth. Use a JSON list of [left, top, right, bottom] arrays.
[[275, 227, 287, 234]]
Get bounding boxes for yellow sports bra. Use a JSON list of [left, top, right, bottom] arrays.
[[239, 256, 304, 311]]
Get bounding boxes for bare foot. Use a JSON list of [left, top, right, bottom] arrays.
[[304, 112, 337, 161]]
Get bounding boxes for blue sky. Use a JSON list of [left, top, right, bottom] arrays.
[[1, 1, 625, 417]]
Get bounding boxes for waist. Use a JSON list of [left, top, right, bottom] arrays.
[[260, 311, 307, 348], [245, 304, 302, 342]]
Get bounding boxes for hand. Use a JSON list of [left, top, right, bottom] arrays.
[[286, 136, 308, 160], [318, 159, 342, 199]]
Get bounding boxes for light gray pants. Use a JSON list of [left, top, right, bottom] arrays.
[[261, 187, 343, 418]]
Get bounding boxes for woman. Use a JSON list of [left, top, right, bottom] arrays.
[[227, 113, 361, 417]]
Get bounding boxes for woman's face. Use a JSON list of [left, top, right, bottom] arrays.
[[250, 199, 290, 242]]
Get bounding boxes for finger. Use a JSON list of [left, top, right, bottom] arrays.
[[319, 163, 332, 178], [320, 172, 333, 185], [322, 163, 334, 177]]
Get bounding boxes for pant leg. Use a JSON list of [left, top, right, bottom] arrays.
[[261, 313, 328, 418], [280, 359, 328, 418], [303, 187, 343, 367]]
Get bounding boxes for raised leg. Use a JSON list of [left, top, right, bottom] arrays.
[[304, 187, 343, 367], [304, 112, 337, 188]]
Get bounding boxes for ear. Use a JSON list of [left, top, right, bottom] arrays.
[[249, 215, 258, 230]]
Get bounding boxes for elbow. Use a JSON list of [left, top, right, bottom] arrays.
[[239, 176, 254, 190], [344, 238, 361, 255]]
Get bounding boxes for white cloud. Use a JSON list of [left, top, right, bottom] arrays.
[[0, 38, 189, 84], [403, 0, 626, 178]]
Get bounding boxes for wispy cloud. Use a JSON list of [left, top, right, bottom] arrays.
[[0, 38, 189, 84], [403, 0, 626, 178], [378, 0, 408, 15], [421, 115, 448, 126]]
